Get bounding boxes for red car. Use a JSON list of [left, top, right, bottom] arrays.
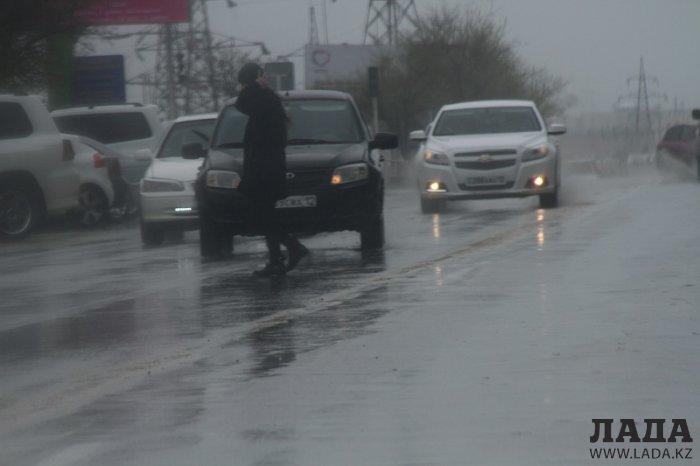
[[656, 115, 699, 180]]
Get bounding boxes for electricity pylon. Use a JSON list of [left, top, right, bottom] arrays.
[[135, 0, 267, 119], [309, 5, 320, 45], [363, 0, 419, 46]]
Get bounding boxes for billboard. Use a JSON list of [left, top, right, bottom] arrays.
[[264, 62, 295, 91], [304, 44, 385, 89], [70, 55, 126, 106], [77, 0, 189, 25]]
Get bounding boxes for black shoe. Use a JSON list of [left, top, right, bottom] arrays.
[[287, 243, 309, 272], [253, 260, 287, 277]]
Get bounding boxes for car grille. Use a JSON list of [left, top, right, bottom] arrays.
[[454, 149, 517, 157], [286, 169, 327, 191], [458, 182, 515, 191], [455, 159, 516, 170], [453, 149, 517, 170]]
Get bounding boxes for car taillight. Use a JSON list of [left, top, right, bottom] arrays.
[[93, 153, 106, 168]]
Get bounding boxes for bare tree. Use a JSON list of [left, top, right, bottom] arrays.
[[0, 0, 95, 93], [327, 6, 571, 153]]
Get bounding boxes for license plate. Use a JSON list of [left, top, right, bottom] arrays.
[[275, 195, 317, 209], [465, 175, 506, 186]]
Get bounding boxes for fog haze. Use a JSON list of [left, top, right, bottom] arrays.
[[98, 0, 700, 114]]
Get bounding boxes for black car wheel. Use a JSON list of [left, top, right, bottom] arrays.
[[420, 196, 444, 214], [360, 214, 385, 250], [0, 182, 41, 239], [199, 214, 233, 258], [140, 220, 165, 246], [76, 185, 109, 227]]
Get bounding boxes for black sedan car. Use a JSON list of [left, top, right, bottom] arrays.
[[195, 90, 398, 257]]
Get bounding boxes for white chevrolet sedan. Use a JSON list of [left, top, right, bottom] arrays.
[[139, 113, 217, 245], [411, 100, 566, 213]]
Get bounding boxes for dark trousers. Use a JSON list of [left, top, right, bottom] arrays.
[[251, 197, 299, 263]]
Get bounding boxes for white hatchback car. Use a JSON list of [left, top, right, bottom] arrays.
[[411, 100, 566, 213], [139, 113, 217, 245], [52, 103, 163, 184]]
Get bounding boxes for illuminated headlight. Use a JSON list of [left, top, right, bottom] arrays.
[[331, 163, 369, 185], [521, 144, 550, 162], [426, 181, 447, 193], [206, 170, 241, 189], [527, 175, 548, 188], [141, 178, 184, 193], [423, 149, 450, 166]]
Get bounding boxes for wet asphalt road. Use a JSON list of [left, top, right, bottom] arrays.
[[1, 169, 699, 465]]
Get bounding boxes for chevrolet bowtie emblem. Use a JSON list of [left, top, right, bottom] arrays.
[[479, 154, 492, 162]]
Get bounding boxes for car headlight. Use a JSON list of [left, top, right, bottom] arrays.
[[522, 144, 550, 162], [331, 163, 369, 185], [206, 170, 241, 189], [423, 149, 450, 166], [141, 178, 185, 193]]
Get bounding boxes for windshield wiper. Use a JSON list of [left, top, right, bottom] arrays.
[[215, 142, 244, 149], [287, 138, 335, 145], [192, 130, 210, 142]]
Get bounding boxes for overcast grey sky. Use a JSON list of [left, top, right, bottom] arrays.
[[204, 0, 699, 114], [102, 0, 699, 114]]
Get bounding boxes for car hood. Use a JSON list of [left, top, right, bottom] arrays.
[[146, 158, 203, 182], [430, 132, 546, 153], [207, 143, 367, 172]]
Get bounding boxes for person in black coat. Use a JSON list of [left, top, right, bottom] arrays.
[[235, 63, 308, 277]]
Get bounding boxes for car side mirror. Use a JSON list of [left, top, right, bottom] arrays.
[[182, 142, 207, 159], [547, 123, 567, 136], [692, 109, 700, 121], [134, 148, 154, 162], [409, 130, 427, 142], [370, 132, 398, 150]]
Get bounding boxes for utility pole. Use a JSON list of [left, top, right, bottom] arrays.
[[163, 24, 177, 120], [363, 0, 419, 46]]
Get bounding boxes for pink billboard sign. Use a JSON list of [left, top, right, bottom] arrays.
[[77, 0, 189, 25]]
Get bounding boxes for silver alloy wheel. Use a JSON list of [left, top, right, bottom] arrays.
[[78, 186, 107, 226], [0, 189, 33, 235]]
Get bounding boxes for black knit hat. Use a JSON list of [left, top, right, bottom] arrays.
[[238, 63, 264, 86]]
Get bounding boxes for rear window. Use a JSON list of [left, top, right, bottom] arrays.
[[54, 112, 152, 144], [0, 102, 33, 140]]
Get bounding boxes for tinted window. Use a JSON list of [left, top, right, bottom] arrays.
[[434, 106, 542, 136], [284, 99, 364, 144], [54, 112, 152, 144], [212, 107, 248, 149], [681, 125, 697, 142], [664, 126, 682, 141], [0, 102, 33, 140], [213, 99, 365, 150], [158, 119, 216, 158]]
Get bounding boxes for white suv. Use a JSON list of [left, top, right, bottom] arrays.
[[0, 95, 80, 238], [411, 100, 566, 213], [52, 103, 163, 184]]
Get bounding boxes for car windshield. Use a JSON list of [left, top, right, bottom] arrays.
[[158, 119, 216, 158], [433, 106, 542, 136], [54, 112, 152, 144], [213, 98, 364, 149]]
